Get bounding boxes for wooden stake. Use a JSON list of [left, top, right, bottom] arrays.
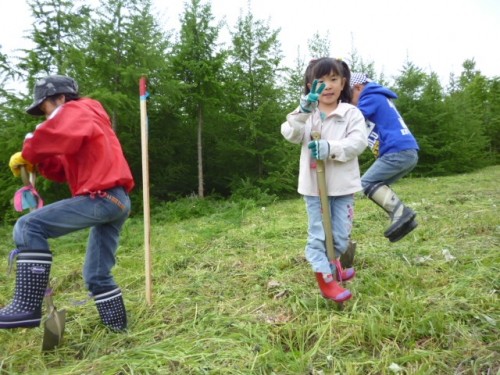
[[140, 76, 152, 305]]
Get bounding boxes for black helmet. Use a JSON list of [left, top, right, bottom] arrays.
[[26, 75, 79, 116]]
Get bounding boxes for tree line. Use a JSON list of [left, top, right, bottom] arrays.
[[0, 0, 498, 222]]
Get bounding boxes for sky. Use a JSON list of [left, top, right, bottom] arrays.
[[1, 0, 499, 93]]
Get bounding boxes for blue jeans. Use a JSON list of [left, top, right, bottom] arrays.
[[304, 195, 354, 274], [361, 149, 418, 189], [13, 186, 131, 294]]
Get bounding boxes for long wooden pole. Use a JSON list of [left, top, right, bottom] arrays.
[[139, 76, 152, 305], [311, 131, 336, 263]]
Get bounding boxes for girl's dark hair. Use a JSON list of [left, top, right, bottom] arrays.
[[308, 58, 352, 103], [46, 92, 80, 104], [64, 93, 80, 102], [303, 58, 329, 94]]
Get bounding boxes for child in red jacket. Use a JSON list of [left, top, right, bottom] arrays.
[[2, 75, 134, 331]]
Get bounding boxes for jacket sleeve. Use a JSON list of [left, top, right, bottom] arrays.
[[37, 155, 67, 183], [329, 108, 368, 162], [22, 104, 93, 164], [281, 108, 311, 144]]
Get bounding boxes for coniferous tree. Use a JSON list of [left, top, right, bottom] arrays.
[[170, 0, 225, 198], [0, 0, 498, 219], [392, 62, 437, 175], [1, 0, 175, 211], [0, 49, 27, 221], [394, 70, 448, 175], [1, 0, 91, 205], [485, 77, 500, 162], [308, 32, 331, 59], [78, 0, 174, 202], [20, 0, 91, 82], [438, 60, 491, 173], [220, 7, 287, 196], [457, 59, 499, 164]]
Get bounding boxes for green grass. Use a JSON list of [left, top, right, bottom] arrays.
[[0, 166, 498, 374]]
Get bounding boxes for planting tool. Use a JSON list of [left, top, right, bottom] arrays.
[[41, 287, 66, 351], [340, 240, 356, 269], [310, 131, 350, 307], [19, 167, 66, 351], [310, 131, 336, 264], [140, 76, 152, 305]]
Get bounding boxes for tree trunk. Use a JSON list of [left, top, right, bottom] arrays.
[[197, 103, 204, 198]]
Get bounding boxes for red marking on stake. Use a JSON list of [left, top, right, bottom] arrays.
[[139, 77, 147, 97]]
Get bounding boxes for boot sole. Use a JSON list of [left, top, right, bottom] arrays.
[[0, 318, 41, 329], [388, 219, 418, 242], [320, 292, 352, 303], [384, 209, 416, 238]]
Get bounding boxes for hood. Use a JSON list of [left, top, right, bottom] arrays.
[[361, 82, 398, 100]]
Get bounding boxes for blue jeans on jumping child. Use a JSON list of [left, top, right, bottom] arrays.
[[304, 194, 354, 274], [13, 186, 131, 295], [361, 149, 418, 189]]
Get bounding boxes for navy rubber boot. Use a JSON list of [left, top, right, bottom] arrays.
[[0, 249, 52, 329], [94, 288, 127, 332]]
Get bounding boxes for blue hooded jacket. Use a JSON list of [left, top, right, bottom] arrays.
[[358, 82, 419, 158]]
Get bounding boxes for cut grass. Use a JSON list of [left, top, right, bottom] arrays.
[[0, 166, 498, 374]]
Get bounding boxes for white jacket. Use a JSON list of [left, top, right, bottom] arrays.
[[281, 102, 368, 196]]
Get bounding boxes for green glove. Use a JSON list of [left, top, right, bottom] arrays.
[[308, 140, 330, 160], [300, 79, 326, 113]]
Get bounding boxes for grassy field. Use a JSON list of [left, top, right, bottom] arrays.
[[0, 166, 498, 374]]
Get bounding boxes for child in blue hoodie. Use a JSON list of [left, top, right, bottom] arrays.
[[350, 73, 419, 242]]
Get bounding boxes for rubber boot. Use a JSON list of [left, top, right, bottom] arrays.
[[365, 183, 416, 240], [340, 239, 356, 269], [333, 258, 355, 283], [388, 218, 418, 242], [315, 273, 352, 303], [94, 288, 127, 332], [0, 249, 52, 329]]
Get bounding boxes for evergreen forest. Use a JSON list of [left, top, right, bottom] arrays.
[[1, 0, 498, 222]]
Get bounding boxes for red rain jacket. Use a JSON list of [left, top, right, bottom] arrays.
[[22, 98, 134, 196]]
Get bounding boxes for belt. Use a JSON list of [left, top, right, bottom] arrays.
[[101, 191, 126, 211], [88, 189, 126, 211]]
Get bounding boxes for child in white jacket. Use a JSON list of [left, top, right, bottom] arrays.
[[281, 58, 367, 303]]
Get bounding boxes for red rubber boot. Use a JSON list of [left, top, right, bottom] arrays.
[[315, 273, 352, 303], [333, 259, 355, 282]]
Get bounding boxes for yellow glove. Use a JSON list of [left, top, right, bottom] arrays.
[[9, 152, 35, 177]]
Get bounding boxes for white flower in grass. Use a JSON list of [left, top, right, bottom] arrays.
[[389, 363, 403, 373], [442, 248, 456, 262]]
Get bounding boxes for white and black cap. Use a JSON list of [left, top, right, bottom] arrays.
[[26, 75, 79, 116], [350, 72, 372, 88]]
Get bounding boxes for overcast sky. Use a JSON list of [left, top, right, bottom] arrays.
[[1, 0, 499, 91]]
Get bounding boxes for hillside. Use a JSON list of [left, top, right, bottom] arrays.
[[0, 166, 498, 374]]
